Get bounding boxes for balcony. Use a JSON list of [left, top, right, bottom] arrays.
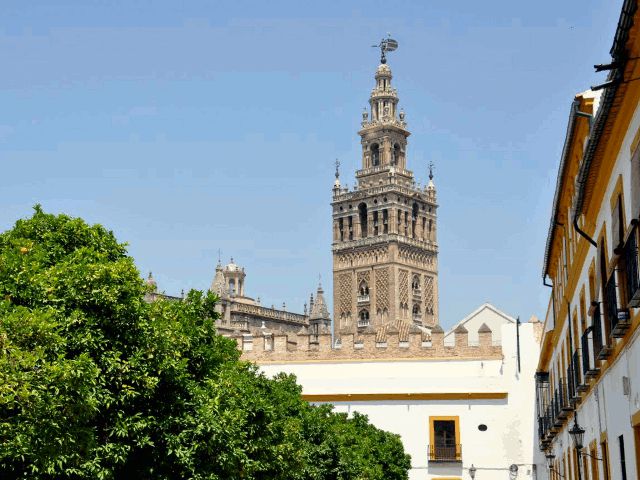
[[412, 288, 422, 298], [581, 328, 600, 379], [557, 379, 573, 415], [591, 304, 612, 359], [427, 444, 462, 463], [357, 294, 370, 304], [604, 271, 631, 338], [412, 314, 422, 324], [357, 319, 370, 328], [623, 225, 640, 307], [573, 350, 588, 393]]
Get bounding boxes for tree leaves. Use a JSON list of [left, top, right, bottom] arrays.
[[0, 208, 410, 479]]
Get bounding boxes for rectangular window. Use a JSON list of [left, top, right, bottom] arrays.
[[428, 416, 460, 462], [612, 194, 624, 250], [619, 434, 628, 480]]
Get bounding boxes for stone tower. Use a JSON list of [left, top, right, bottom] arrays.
[[331, 57, 439, 333]]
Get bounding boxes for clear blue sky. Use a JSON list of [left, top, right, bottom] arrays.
[[0, 0, 623, 329]]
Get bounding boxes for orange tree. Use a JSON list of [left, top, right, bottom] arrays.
[[0, 207, 410, 480]]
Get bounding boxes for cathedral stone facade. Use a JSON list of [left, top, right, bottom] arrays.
[[332, 61, 439, 334], [208, 258, 330, 337]]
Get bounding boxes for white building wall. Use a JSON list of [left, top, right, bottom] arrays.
[[443, 304, 515, 346], [261, 322, 541, 480]]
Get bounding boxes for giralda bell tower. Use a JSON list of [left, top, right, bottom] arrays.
[[331, 37, 439, 333]]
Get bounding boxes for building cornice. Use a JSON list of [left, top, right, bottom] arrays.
[[301, 392, 508, 402], [332, 233, 438, 254]]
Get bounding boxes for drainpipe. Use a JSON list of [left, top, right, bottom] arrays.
[[573, 215, 597, 248], [571, 107, 599, 249]]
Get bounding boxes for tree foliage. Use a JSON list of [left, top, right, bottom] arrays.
[[0, 207, 411, 479]]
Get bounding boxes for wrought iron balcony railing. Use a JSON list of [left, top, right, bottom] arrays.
[[427, 444, 462, 462], [623, 225, 640, 307], [603, 271, 618, 334], [591, 303, 611, 359]]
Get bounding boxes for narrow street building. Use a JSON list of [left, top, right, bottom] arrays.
[[536, 2, 640, 479]]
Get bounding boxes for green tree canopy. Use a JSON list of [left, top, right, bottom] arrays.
[[0, 207, 410, 479]]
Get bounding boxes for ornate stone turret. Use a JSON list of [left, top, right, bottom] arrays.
[[145, 271, 157, 292], [331, 48, 439, 334], [210, 261, 225, 297], [220, 258, 245, 297], [309, 281, 331, 337]]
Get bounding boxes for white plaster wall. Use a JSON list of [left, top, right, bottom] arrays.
[[443, 304, 514, 346], [260, 322, 540, 480]]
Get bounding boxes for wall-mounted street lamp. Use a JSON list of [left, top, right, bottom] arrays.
[[546, 453, 565, 478], [569, 422, 585, 451], [569, 419, 604, 465], [568, 420, 586, 480], [468, 464, 476, 479]]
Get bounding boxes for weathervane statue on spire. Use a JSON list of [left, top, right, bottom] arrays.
[[372, 34, 398, 64]]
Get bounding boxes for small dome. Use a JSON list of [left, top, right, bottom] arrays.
[[224, 257, 239, 272], [376, 63, 391, 75]]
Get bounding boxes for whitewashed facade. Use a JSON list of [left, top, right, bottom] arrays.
[[260, 315, 542, 480]]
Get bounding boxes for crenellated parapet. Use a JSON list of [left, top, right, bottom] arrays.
[[232, 323, 502, 363]]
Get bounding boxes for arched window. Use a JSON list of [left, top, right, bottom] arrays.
[[412, 202, 419, 238], [371, 144, 380, 167], [392, 143, 401, 165], [359, 281, 369, 296], [358, 203, 368, 238], [358, 309, 370, 327], [228, 278, 236, 296], [412, 304, 421, 324], [412, 275, 420, 293]]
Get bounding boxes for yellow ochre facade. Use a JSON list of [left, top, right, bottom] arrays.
[[536, 2, 640, 479]]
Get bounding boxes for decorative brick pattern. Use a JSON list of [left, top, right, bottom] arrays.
[[424, 275, 434, 315], [338, 272, 353, 315], [375, 267, 389, 311], [399, 269, 409, 306], [334, 246, 389, 269], [357, 270, 371, 291], [398, 246, 436, 268]]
